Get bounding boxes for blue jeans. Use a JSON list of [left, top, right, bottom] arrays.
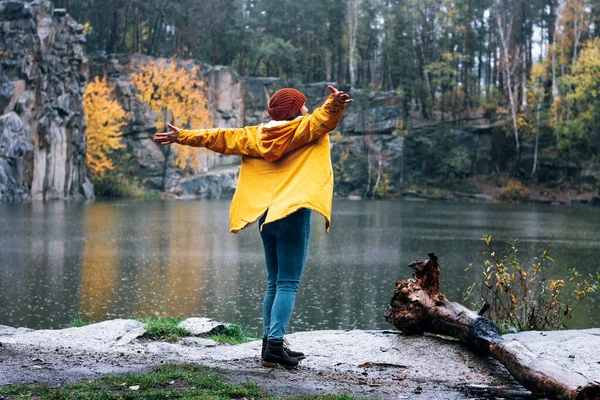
[[259, 208, 312, 340]]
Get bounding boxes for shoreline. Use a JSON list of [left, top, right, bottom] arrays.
[[1, 319, 598, 399]]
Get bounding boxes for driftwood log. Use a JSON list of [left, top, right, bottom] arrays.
[[384, 253, 600, 400]]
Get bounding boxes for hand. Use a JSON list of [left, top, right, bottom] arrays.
[[154, 123, 180, 145], [327, 85, 353, 104]]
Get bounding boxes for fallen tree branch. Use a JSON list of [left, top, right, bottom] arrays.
[[384, 253, 600, 400]]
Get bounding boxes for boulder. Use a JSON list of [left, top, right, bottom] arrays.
[[178, 167, 239, 199], [177, 317, 228, 336], [0, 319, 146, 351]]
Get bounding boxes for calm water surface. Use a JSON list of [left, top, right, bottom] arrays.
[[0, 199, 598, 333]]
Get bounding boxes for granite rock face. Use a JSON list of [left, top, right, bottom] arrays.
[[1, 6, 591, 203], [0, 0, 91, 202], [88, 55, 518, 200], [88, 54, 245, 193], [86, 55, 413, 199], [178, 167, 239, 199]]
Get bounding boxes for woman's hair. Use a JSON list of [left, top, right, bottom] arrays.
[[285, 111, 303, 121]]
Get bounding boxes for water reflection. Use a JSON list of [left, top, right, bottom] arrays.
[[80, 203, 121, 319], [0, 202, 85, 328], [0, 199, 598, 333]]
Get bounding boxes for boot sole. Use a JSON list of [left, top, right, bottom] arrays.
[[261, 360, 297, 369], [261, 355, 305, 362]]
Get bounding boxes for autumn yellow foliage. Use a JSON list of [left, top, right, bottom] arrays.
[[466, 235, 599, 332], [83, 75, 127, 179], [499, 180, 530, 203], [132, 59, 212, 171]]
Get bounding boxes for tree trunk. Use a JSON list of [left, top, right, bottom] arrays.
[[496, 13, 521, 164], [373, 150, 383, 198], [325, 49, 332, 82], [106, 0, 119, 54], [385, 253, 600, 400], [532, 99, 542, 178], [463, 0, 473, 103], [594, 0, 600, 38], [161, 111, 171, 191], [487, 27, 493, 87], [149, 13, 164, 56], [552, 0, 565, 144], [521, 44, 528, 108], [347, 0, 359, 89], [364, 135, 372, 198], [532, 64, 545, 178]]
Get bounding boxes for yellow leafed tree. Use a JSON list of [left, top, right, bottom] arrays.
[[83, 75, 127, 179], [132, 59, 212, 173]]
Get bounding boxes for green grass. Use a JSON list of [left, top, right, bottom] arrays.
[[0, 363, 262, 399], [63, 317, 258, 344], [208, 324, 259, 345], [143, 192, 161, 200], [138, 316, 191, 342], [0, 364, 358, 399], [65, 316, 94, 328]]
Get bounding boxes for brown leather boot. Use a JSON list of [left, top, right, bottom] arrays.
[[283, 337, 306, 360], [262, 337, 306, 360], [262, 339, 299, 369]]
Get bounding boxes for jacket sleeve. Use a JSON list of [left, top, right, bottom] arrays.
[[176, 126, 262, 157], [286, 94, 347, 153]]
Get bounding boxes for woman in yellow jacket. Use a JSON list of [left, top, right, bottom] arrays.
[[154, 85, 352, 368]]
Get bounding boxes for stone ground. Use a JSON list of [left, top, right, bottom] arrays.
[[0, 320, 599, 399]]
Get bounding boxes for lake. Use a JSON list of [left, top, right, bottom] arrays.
[[0, 199, 598, 334]]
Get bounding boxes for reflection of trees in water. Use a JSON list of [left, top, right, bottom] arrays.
[[293, 202, 405, 332], [6, 200, 596, 331], [190, 204, 242, 321], [80, 203, 121, 320], [148, 202, 211, 317], [80, 201, 242, 320], [2, 202, 83, 328]]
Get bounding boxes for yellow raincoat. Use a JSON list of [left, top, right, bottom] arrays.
[[176, 94, 347, 233]]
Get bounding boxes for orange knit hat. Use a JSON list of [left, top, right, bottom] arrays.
[[268, 88, 306, 121]]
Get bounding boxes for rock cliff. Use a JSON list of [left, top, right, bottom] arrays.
[[0, 3, 521, 204], [0, 0, 91, 201], [87, 55, 417, 198], [2, 1, 594, 203], [88, 54, 272, 192]]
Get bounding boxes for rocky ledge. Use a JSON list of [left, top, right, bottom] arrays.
[[0, 0, 91, 202], [1, 319, 598, 399]]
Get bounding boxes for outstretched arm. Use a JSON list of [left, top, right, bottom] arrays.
[[285, 85, 352, 152], [153, 124, 261, 157], [154, 85, 352, 158]]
